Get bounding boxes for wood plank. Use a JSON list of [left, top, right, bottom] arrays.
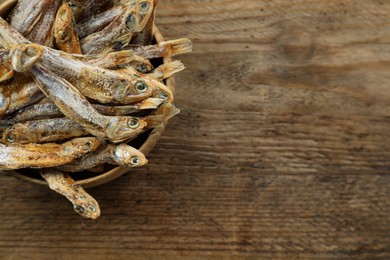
[[0, 0, 389, 258], [0, 173, 389, 258]]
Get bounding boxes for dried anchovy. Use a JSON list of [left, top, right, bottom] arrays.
[[80, 0, 154, 55], [31, 64, 147, 143], [0, 137, 100, 169], [0, 74, 45, 116], [4, 96, 164, 124], [41, 168, 101, 219], [2, 117, 89, 144], [131, 0, 158, 46], [54, 2, 81, 54], [58, 143, 148, 172], [26, 0, 62, 46]]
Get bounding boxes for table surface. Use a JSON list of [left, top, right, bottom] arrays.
[[0, 0, 389, 259]]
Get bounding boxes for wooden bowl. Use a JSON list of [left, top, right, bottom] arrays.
[[0, 0, 175, 188]]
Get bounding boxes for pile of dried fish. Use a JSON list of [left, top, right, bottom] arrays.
[[0, 0, 191, 219]]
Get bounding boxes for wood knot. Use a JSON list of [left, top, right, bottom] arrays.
[[277, 28, 314, 62]]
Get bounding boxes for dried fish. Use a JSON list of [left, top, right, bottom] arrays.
[[145, 60, 185, 82], [88, 49, 154, 72], [58, 143, 148, 172], [54, 2, 81, 54], [31, 64, 147, 143], [91, 97, 164, 116], [5, 96, 164, 124], [68, 0, 116, 23], [26, 0, 62, 46], [131, 0, 158, 46], [41, 168, 101, 219], [0, 137, 100, 169], [130, 38, 193, 59], [2, 101, 62, 123], [9, 42, 43, 72], [0, 17, 29, 48], [0, 74, 44, 116], [0, 49, 13, 82], [0, 0, 189, 219], [2, 117, 89, 144], [40, 46, 172, 103], [80, 0, 154, 54], [75, 3, 123, 38], [8, 0, 48, 35], [9, 42, 173, 104]]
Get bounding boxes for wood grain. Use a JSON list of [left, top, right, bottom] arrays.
[[0, 0, 389, 258]]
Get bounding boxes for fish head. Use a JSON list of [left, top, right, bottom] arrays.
[[54, 3, 73, 44], [73, 193, 101, 219], [2, 126, 37, 144], [112, 77, 153, 103], [131, 75, 174, 103], [149, 80, 174, 102], [112, 143, 148, 167], [64, 137, 101, 155], [124, 0, 154, 32], [105, 116, 147, 143], [131, 59, 154, 73], [10, 43, 43, 73]]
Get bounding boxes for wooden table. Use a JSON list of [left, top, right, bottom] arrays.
[[0, 0, 389, 258]]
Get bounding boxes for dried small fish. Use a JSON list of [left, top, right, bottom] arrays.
[[31, 64, 147, 143], [131, 0, 158, 46], [41, 168, 101, 219], [145, 60, 185, 82], [58, 143, 148, 172], [9, 42, 43, 72], [148, 101, 180, 130], [0, 21, 162, 95], [0, 74, 44, 116], [0, 17, 29, 48], [91, 97, 164, 116], [26, 0, 62, 46], [2, 117, 89, 144], [75, 3, 123, 38], [8, 0, 48, 35], [32, 43, 172, 103], [0, 0, 188, 220], [3, 101, 62, 124], [80, 0, 154, 54], [0, 49, 13, 82], [130, 38, 193, 59], [54, 2, 81, 54], [0, 137, 100, 169], [68, 0, 116, 23], [4, 96, 164, 124], [88, 49, 153, 72], [0, 92, 10, 116]]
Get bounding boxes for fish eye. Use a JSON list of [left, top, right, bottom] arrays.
[[139, 2, 150, 13], [126, 14, 136, 28], [135, 81, 148, 93], [88, 205, 96, 212], [113, 41, 125, 51], [6, 133, 15, 143], [137, 64, 148, 73], [74, 205, 85, 213], [25, 46, 37, 57], [157, 92, 168, 100], [83, 140, 93, 150], [68, 2, 77, 8], [128, 118, 139, 129], [130, 156, 141, 166]]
